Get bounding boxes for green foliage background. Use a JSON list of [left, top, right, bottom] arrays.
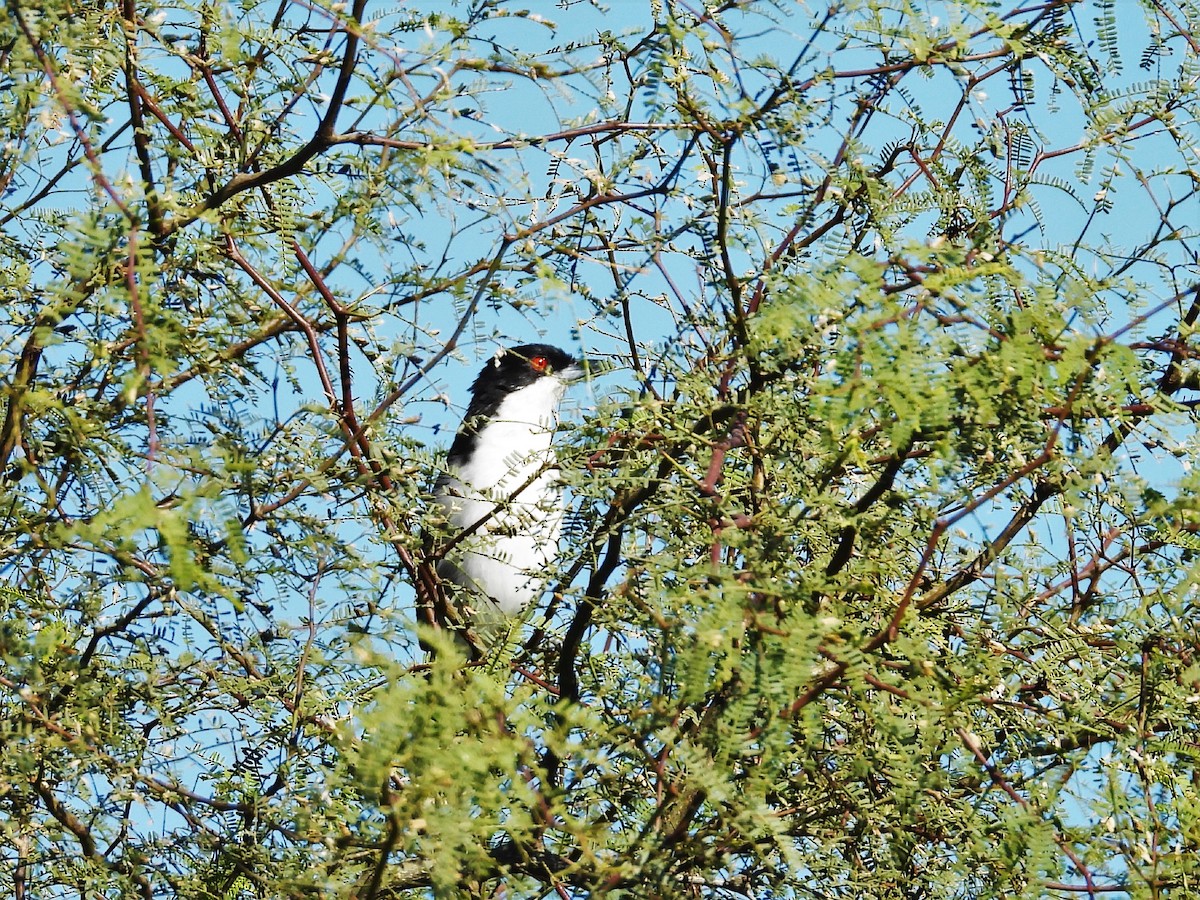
[[2, 0, 1200, 897]]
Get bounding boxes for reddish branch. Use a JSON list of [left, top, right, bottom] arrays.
[[125, 227, 159, 468], [121, 0, 163, 236], [956, 726, 1101, 890], [8, 2, 132, 219]]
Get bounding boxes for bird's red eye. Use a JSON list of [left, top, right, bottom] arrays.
[[530, 355, 551, 373]]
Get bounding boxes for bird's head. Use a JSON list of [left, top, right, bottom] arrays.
[[451, 344, 583, 444], [477, 344, 582, 395]]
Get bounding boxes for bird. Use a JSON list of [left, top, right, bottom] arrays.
[[432, 343, 582, 634]]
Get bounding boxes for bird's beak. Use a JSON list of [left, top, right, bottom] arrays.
[[568, 357, 609, 381]]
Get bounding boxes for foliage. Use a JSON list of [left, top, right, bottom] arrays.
[[2, 0, 1200, 897]]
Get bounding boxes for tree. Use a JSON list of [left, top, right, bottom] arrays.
[[2, 0, 1200, 896]]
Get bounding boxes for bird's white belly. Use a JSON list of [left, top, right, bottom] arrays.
[[436, 395, 565, 615]]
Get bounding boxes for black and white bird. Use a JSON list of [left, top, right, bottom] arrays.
[[434, 344, 582, 624]]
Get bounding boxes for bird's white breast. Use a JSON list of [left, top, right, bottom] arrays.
[[436, 376, 569, 615]]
